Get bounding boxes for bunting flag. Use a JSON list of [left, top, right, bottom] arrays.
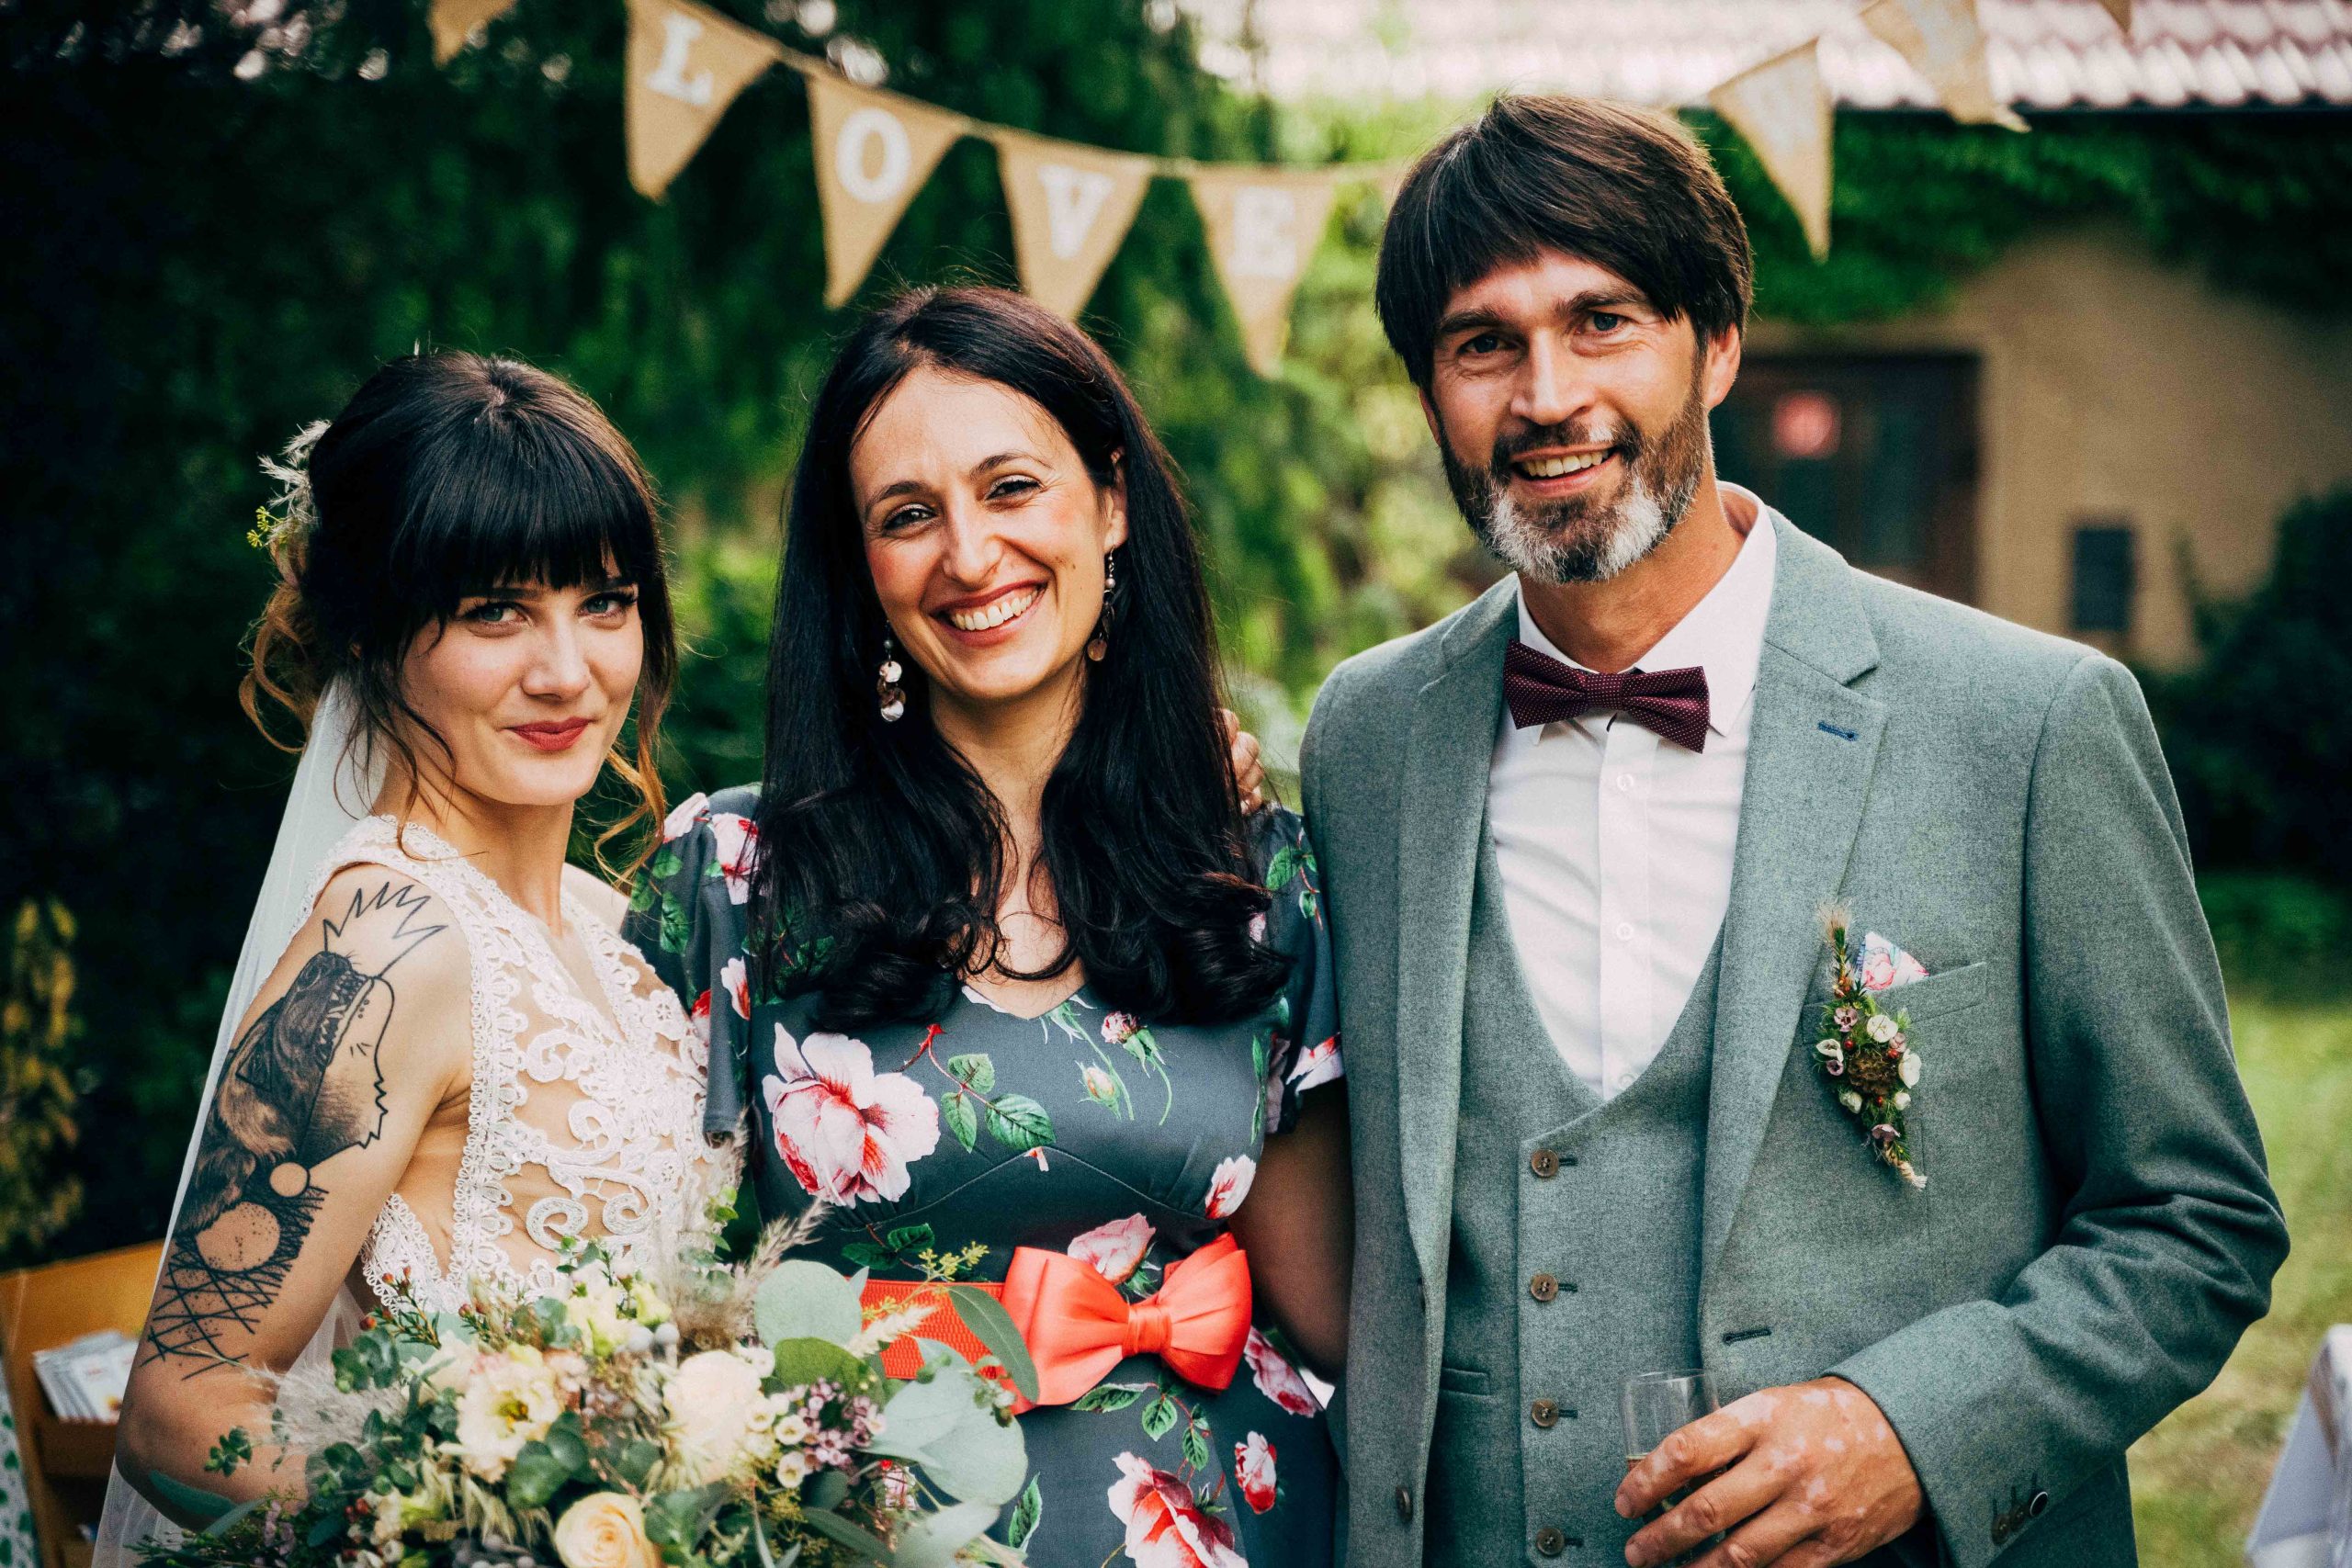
[[2096, 0, 2132, 32], [993, 130, 1157, 321], [806, 73, 969, 307], [427, 0, 518, 64], [1862, 0, 2030, 131], [1708, 40, 1833, 261], [1187, 169, 1342, 375], [623, 0, 785, 199]]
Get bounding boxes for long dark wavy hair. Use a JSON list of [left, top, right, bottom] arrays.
[[750, 286, 1286, 1032]]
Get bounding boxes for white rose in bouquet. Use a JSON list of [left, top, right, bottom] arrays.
[[666, 1348, 770, 1483], [552, 1492, 658, 1568]]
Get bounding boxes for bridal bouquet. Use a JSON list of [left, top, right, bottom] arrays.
[[140, 1210, 1034, 1568]]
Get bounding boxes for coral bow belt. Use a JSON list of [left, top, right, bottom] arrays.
[[860, 1234, 1253, 1414]]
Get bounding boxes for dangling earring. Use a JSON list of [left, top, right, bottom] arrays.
[[1087, 549, 1117, 663], [876, 633, 906, 722]]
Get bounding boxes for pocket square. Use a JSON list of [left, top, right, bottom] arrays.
[[1858, 931, 1929, 993]]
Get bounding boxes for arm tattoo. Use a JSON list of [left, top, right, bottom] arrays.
[[142, 882, 447, 1371]]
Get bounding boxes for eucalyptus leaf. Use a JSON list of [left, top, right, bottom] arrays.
[[146, 1471, 234, 1526], [771, 1336, 869, 1391], [867, 1360, 1030, 1506], [755, 1258, 865, 1345], [890, 1499, 1007, 1568], [804, 1468, 850, 1511], [946, 1282, 1040, 1402]]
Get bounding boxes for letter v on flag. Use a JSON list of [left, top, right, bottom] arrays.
[[624, 0, 784, 199], [993, 130, 1155, 321]]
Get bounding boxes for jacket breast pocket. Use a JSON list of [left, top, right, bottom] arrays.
[[1883, 960, 1990, 1025]]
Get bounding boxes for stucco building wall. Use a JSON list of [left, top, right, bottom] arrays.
[[1749, 227, 2352, 666]]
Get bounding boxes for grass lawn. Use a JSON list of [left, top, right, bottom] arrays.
[[2130, 989, 2352, 1563]]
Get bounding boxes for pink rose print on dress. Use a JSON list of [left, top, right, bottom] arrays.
[[719, 956, 752, 1020], [1857, 931, 1928, 993], [661, 791, 709, 842], [761, 1025, 940, 1204], [707, 811, 760, 906], [1069, 1214, 1154, 1284], [1234, 1432, 1277, 1514], [1242, 1326, 1317, 1416], [1106, 1452, 1248, 1568], [1204, 1155, 1257, 1220]]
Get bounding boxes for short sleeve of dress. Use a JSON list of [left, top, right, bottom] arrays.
[[624, 786, 763, 1141], [1254, 806, 1341, 1137]]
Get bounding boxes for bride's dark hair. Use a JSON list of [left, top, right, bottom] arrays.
[[243, 351, 677, 867], [751, 286, 1287, 1032]]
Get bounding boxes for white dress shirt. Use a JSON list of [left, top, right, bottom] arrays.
[[1486, 489, 1779, 1100]]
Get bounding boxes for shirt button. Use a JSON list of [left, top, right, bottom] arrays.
[[1529, 1272, 1560, 1303], [1615, 1071, 1635, 1091], [1535, 1527, 1567, 1556], [1615, 921, 1634, 941], [1395, 1484, 1414, 1524], [1530, 1148, 1561, 1179], [1530, 1397, 1560, 1427], [1616, 773, 1635, 792]]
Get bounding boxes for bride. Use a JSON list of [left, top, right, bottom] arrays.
[[106, 351, 737, 1542]]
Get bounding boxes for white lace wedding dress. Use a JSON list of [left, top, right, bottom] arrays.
[[323, 814, 739, 1311]]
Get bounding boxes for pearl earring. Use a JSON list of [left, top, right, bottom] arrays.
[[876, 633, 906, 722]]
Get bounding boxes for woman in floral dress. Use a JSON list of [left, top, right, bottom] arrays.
[[627, 287, 1350, 1567]]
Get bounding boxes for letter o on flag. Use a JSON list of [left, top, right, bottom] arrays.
[[836, 106, 914, 204]]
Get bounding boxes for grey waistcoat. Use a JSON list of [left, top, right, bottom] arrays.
[[1427, 832, 1720, 1568]]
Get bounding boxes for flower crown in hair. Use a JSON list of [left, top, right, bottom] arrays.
[[245, 419, 332, 550]]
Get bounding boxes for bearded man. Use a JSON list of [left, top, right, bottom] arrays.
[[1301, 94, 2287, 1568]]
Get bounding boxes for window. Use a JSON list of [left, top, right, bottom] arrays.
[[1711, 354, 1980, 604], [2071, 522, 2136, 637]]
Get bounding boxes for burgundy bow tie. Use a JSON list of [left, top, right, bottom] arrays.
[[1502, 639, 1712, 752]]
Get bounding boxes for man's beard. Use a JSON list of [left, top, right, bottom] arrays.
[[1437, 370, 1713, 586]]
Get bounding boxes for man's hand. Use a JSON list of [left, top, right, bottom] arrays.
[[1615, 1377, 1923, 1568], [1221, 709, 1266, 813]]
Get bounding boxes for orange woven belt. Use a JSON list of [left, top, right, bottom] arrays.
[[858, 1278, 1007, 1382]]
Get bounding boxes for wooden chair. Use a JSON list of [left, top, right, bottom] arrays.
[[0, 1241, 164, 1568]]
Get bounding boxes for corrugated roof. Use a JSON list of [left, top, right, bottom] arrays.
[[1182, 0, 2352, 109]]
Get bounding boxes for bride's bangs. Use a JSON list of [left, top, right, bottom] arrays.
[[396, 411, 665, 614]]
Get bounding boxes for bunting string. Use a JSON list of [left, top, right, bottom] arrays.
[[429, 0, 2100, 371]]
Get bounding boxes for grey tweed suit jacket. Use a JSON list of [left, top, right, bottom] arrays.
[[1300, 512, 2289, 1568]]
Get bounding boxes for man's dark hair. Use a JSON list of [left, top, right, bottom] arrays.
[[1374, 94, 1754, 387]]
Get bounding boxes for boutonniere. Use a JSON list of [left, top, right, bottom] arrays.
[[1813, 907, 1928, 1190]]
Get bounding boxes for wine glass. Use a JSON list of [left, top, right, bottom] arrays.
[[1622, 1369, 1722, 1563]]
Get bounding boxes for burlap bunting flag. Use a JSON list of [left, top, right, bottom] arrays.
[[1187, 169, 1341, 376], [805, 73, 967, 307], [993, 130, 1156, 321], [1708, 40, 1833, 260], [2096, 0, 2132, 33], [623, 0, 785, 199], [427, 0, 517, 65], [1862, 0, 2029, 131]]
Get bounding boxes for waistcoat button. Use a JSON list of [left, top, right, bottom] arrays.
[[1529, 1272, 1559, 1303], [1535, 1527, 1566, 1556], [1530, 1398, 1559, 1427], [1395, 1484, 1414, 1524], [1530, 1148, 1561, 1179]]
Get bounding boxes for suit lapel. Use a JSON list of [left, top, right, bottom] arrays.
[[1394, 580, 1517, 1293], [1703, 517, 1886, 1275]]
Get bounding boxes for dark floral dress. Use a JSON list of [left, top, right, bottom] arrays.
[[625, 789, 1342, 1568]]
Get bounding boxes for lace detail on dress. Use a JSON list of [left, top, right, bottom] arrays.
[[306, 817, 735, 1314]]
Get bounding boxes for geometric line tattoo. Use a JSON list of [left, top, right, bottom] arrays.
[[143, 881, 446, 1371]]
